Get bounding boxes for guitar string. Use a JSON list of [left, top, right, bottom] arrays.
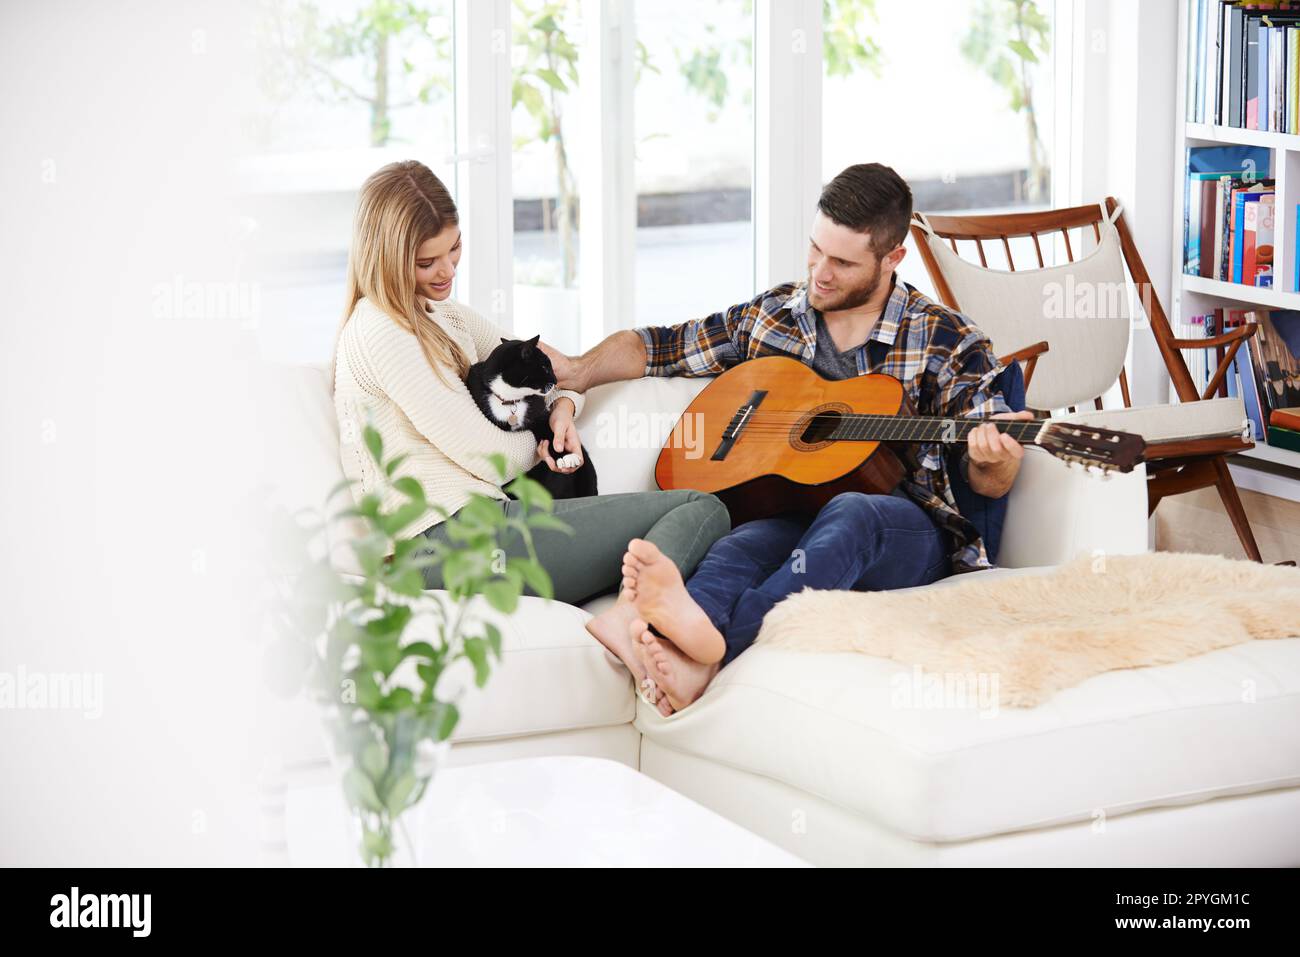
[[700, 411, 1123, 450]]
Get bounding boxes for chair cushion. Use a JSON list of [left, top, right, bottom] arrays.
[[636, 567, 1300, 843], [1061, 397, 1249, 443]]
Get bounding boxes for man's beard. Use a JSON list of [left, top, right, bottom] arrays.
[[809, 259, 884, 312]]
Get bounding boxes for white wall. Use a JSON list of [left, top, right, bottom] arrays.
[[1066, 0, 1178, 408]]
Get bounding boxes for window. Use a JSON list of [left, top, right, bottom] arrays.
[[511, 0, 756, 353], [240, 0, 1069, 361], [242, 0, 457, 362], [511, 0, 585, 353], [633, 0, 754, 327], [821, 0, 1059, 288]]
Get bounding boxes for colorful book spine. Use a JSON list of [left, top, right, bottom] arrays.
[[1250, 195, 1275, 287], [1218, 175, 1233, 280], [1257, 18, 1269, 130], [1231, 189, 1262, 282], [1292, 28, 1300, 132], [1187, 4, 1300, 129]]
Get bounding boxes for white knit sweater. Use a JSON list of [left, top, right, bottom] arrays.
[[333, 296, 584, 540]]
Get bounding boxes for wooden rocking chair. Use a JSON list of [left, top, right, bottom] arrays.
[[909, 197, 1265, 562]]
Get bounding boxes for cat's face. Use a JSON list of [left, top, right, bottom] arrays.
[[490, 334, 557, 395]]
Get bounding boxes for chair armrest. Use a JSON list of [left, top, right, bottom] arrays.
[[1167, 324, 1257, 349], [998, 448, 1148, 568], [998, 340, 1050, 365]]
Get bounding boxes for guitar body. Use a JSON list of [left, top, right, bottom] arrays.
[[654, 356, 911, 526]]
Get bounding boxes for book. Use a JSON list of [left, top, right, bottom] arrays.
[[1206, 175, 1227, 280], [1251, 13, 1265, 129], [1270, 406, 1300, 431], [1253, 310, 1300, 416], [1266, 425, 1300, 452], [1214, 0, 1226, 124], [1231, 186, 1267, 282], [1243, 193, 1276, 287], [1292, 27, 1300, 132], [1242, 6, 1253, 125], [1187, 171, 1228, 275], [1239, 321, 1268, 443], [1184, 146, 1272, 277], [1191, 4, 1300, 129], [1225, 309, 1249, 398]]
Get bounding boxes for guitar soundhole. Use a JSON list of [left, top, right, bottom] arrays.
[[791, 402, 852, 452]]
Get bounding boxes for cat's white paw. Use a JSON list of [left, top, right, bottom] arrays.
[[555, 453, 583, 470]]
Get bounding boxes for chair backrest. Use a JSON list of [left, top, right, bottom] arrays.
[[910, 202, 1133, 412]]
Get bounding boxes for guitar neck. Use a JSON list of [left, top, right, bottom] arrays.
[[828, 414, 1044, 445]]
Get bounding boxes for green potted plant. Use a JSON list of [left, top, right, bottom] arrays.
[[267, 424, 568, 867]]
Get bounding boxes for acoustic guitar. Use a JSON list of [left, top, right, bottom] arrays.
[[654, 356, 1146, 526]]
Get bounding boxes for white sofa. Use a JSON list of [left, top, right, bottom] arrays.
[[264, 363, 1300, 867]]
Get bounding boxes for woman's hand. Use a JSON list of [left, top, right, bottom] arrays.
[[539, 397, 584, 473]]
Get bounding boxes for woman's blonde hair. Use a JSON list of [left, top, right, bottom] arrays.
[[331, 160, 468, 391]]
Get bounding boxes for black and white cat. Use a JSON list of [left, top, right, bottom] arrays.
[[466, 334, 598, 499]]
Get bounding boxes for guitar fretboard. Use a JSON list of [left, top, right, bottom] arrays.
[[825, 414, 1044, 445]]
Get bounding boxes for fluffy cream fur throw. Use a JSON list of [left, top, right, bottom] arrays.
[[755, 552, 1300, 707]]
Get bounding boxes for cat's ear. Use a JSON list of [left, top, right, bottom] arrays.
[[527, 334, 540, 346], [500, 336, 510, 344]]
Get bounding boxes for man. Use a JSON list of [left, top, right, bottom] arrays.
[[554, 163, 1032, 714]]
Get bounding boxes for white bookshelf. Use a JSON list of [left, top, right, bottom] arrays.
[[1173, 2, 1300, 501]]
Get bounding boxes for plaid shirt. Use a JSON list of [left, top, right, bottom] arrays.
[[636, 278, 1012, 573]]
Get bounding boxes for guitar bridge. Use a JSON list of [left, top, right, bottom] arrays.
[[711, 389, 767, 461]]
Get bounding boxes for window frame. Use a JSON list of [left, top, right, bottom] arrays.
[[461, 0, 1076, 345]]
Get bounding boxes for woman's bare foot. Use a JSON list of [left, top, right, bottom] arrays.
[[630, 617, 720, 713], [585, 598, 674, 717], [621, 539, 725, 664]]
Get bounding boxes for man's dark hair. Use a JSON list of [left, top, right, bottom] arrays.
[[817, 163, 913, 256]]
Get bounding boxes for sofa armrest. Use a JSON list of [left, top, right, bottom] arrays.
[[267, 590, 635, 770], [997, 448, 1148, 568]]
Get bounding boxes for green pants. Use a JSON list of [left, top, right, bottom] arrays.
[[419, 490, 731, 606]]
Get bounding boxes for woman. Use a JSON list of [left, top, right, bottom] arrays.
[[331, 160, 727, 714]]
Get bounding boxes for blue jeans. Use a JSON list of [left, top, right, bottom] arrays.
[[685, 490, 950, 665]]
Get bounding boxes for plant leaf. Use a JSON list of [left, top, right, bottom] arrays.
[[359, 741, 386, 781], [343, 766, 383, 812], [363, 425, 384, 465], [482, 578, 520, 614]]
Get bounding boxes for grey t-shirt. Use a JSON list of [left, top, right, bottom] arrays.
[[810, 314, 864, 380]]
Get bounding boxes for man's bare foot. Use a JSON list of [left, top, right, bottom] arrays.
[[621, 539, 725, 664], [630, 617, 720, 713], [585, 598, 674, 717]]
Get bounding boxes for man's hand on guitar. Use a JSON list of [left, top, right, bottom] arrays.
[[966, 410, 1034, 499]]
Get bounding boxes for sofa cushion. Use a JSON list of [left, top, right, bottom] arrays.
[[438, 595, 635, 742], [635, 566, 1300, 843], [578, 376, 711, 495]]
